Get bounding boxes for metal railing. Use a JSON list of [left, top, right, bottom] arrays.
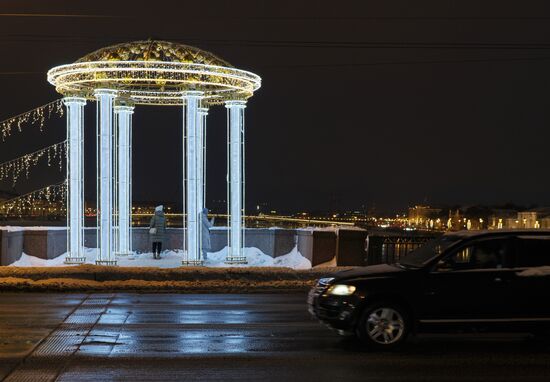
[[366, 235, 440, 265]]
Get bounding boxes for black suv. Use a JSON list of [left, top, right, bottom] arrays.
[[308, 230, 550, 349]]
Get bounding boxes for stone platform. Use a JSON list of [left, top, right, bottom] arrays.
[[0, 227, 368, 267]]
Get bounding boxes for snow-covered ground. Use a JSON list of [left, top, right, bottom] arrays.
[[0, 226, 67, 232], [9, 246, 313, 269]]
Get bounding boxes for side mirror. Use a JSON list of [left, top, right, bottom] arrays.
[[434, 259, 452, 272]]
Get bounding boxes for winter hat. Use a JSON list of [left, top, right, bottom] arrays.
[[155, 205, 163, 212]]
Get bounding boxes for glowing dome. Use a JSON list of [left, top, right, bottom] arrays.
[[47, 40, 261, 106], [76, 40, 233, 67]]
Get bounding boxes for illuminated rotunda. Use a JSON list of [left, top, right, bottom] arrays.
[[47, 40, 262, 265]]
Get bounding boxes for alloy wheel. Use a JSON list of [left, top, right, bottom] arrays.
[[366, 307, 405, 345]]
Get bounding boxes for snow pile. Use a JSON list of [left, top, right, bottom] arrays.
[[9, 253, 68, 267], [272, 247, 312, 269], [0, 226, 66, 232], [9, 246, 312, 269], [204, 246, 311, 269]]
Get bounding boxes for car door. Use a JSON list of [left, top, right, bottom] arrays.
[[420, 237, 516, 322], [509, 235, 550, 319]]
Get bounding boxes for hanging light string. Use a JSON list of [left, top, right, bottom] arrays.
[[0, 140, 67, 186], [0, 99, 64, 141], [0, 181, 67, 217]]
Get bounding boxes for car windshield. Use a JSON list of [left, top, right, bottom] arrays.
[[398, 236, 461, 268]]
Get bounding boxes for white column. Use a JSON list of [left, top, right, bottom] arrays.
[[182, 91, 203, 265], [114, 104, 134, 256], [197, 107, 208, 213], [64, 97, 86, 264], [95, 89, 117, 265], [225, 100, 247, 263]]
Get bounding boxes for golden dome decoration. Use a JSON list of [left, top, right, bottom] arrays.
[[48, 40, 261, 106], [76, 40, 233, 67]]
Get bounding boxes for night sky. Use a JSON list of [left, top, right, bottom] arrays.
[[1, 0, 550, 214]]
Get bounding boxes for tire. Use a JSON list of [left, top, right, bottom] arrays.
[[356, 302, 410, 350]]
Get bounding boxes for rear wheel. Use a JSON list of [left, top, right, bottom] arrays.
[[357, 302, 410, 350]]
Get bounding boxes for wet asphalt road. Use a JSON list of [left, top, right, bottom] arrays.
[[1, 293, 550, 382]]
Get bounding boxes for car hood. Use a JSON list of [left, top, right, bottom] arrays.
[[331, 264, 405, 282]]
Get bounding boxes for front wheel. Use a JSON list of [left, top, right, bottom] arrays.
[[356, 302, 410, 350]]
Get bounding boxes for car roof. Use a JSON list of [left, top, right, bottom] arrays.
[[443, 229, 550, 239]]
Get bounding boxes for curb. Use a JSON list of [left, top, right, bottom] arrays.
[[0, 265, 350, 293]]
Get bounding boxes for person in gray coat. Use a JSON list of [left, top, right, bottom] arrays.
[[200, 208, 214, 261], [149, 205, 167, 259]]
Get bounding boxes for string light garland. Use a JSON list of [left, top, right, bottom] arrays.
[[0, 141, 67, 186], [47, 40, 261, 106], [0, 181, 67, 217], [0, 99, 64, 140]]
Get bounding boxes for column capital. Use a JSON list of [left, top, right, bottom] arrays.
[[114, 105, 135, 114], [225, 100, 247, 109], [115, 97, 135, 108], [182, 90, 204, 98], [198, 107, 209, 116], [94, 89, 117, 98], [63, 96, 86, 106]]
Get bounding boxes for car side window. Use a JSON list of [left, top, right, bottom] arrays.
[[516, 236, 550, 267], [434, 239, 507, 272]]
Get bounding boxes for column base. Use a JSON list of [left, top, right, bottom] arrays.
[[64, 256, 86, 265], [96, 260, 118, 266], [181, 259, 204, 266], [225, 257, 248, 265], [114, 252, 133, 257]]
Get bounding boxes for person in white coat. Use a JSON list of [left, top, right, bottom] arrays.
[[200, 208, 214, 261]]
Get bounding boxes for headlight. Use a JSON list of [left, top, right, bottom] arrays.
[[327, 284, 356, 296]]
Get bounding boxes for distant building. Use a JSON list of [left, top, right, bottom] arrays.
[[517, 211, 538, 229], [489, 209, 550, 230], [489, 209, 517, 230], [447, 209, 463, 231], [408, 205, 442, 228]]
